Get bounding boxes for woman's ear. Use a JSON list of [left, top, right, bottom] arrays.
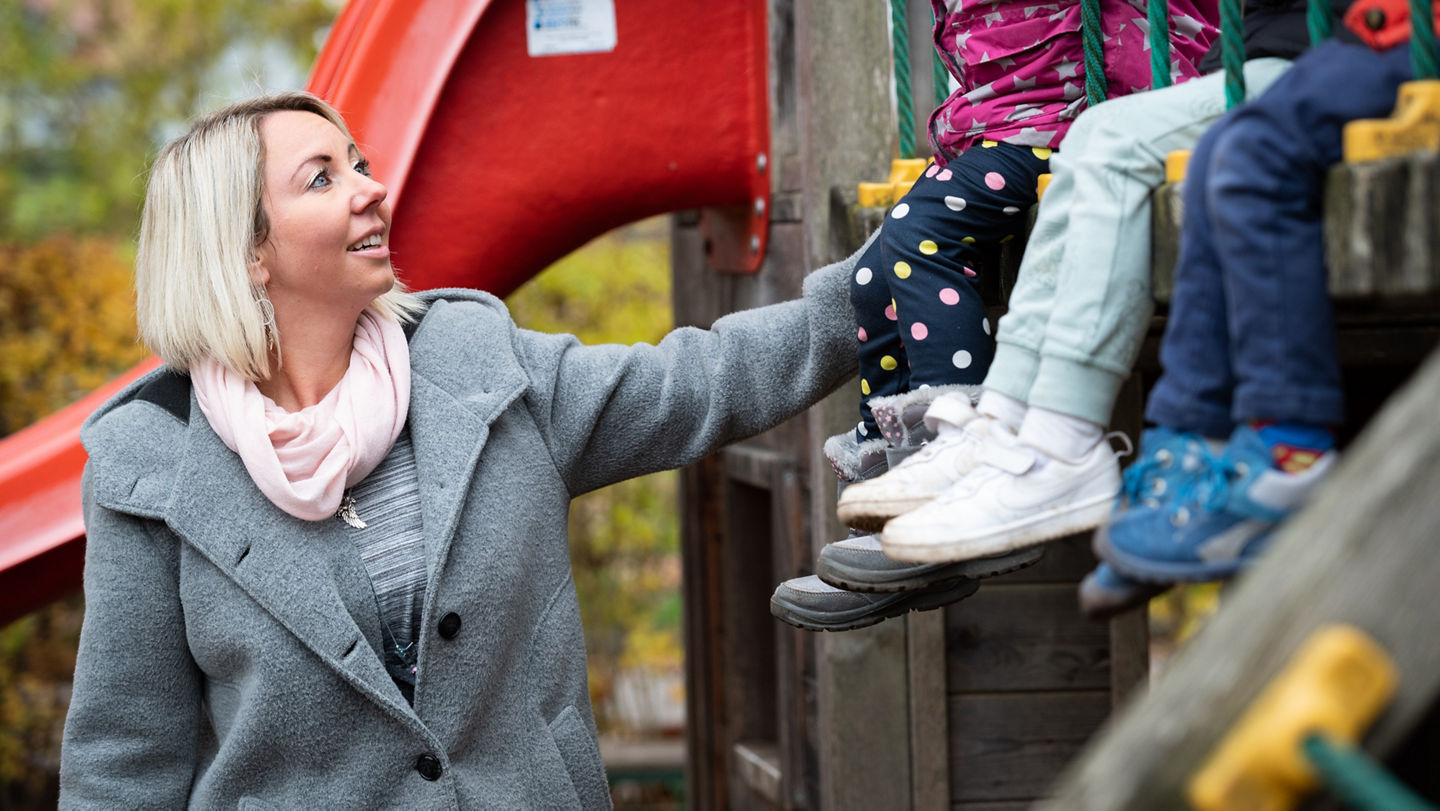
[[247, 256, 270, 286]]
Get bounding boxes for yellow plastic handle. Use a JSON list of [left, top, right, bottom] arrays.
[[857, 158, 931, 208], [1187, 625, 1398, 811], [1344, 79, 1440, 163]]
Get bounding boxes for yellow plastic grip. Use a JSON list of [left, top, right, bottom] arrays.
[[857, 158, 930, 208], [1036, 173, 1053, 199], [1187, 625, 1398, 811], [1344, 79, 1440, 163], [1166, 150, 1192, 183]]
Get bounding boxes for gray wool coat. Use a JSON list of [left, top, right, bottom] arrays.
[[59, 243, 865, 810]]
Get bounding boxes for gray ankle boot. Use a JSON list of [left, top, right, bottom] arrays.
[[771, 431, 992, 632], [820, 389, 1047, 594], [816, 440, 1044, 594]]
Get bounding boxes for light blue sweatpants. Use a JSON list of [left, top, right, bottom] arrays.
[[983, 59, 1294, 426]]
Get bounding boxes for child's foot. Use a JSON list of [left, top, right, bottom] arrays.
[[880, 429, 1127, 563], [1077, 562, 1169, 619], [816, 532, 1043, 592], [1096, 424, 1336, 583], [836, 394, 999, 532], [1112, 426, 1220, 512], [769, 574, 980, 632]]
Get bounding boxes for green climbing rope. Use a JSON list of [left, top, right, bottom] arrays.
[[934, 51, 951, 111], [1411, 0, 1439, 79], [1148, 0, 1173, 88], [1221, 0, 1247, 108], [1081, 0, 1109, 105], [1306, 0, 1333, 44], [1302, 734, 1438, 811], [891, 0, 917, 159]]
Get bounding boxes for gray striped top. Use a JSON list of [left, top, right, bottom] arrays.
[[346, 428, 427, 703]]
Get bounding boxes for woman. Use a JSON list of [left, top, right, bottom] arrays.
[[59, 92, 863, 808]]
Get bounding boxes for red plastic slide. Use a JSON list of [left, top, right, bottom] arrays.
[[0, 0, 769, 626]]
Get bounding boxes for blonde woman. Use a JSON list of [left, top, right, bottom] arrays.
[[60, 92, 863, 808]]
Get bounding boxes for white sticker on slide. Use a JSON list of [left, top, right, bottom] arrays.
[[525, 0, 618, 57]]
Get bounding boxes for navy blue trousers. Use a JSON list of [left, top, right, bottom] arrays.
[[852, 142, 1049, 439], [1145, 41, 1414, 437]]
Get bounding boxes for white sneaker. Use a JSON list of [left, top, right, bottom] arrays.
[[836, 395, 1002, 532], [880, 432, 1127, 563]]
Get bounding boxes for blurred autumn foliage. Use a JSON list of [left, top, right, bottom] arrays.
[[1, 2, 685, 806], [0, 238, 149, 435], [0, 0, 335, 806]]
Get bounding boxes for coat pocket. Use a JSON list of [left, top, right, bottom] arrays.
[[547, 705, 612, 810]]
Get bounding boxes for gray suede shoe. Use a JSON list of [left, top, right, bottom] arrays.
[[817, 534, 1044, 593], [769, 575, 981, 632]]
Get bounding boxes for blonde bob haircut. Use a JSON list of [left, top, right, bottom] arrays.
[[135, 91, 422, 381]]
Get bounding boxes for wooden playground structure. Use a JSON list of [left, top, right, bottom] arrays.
[[0, 0, 1437, 807]]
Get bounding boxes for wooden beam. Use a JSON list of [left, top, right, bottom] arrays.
[[1042, 347, 1440, 809]]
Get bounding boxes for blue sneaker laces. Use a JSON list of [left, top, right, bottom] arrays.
[[1120, 430, 1207, 508]]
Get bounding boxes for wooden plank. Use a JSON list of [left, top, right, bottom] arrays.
[[733, 741, 783, 806], [991, 534, 1098, 584], [948, 691, 1112, 803], [908, 608, 951, 810], [720, 478, 780, 762], [817, 622, 913, 810], [1326, 158, 1411, 299], [1149, 181, 1183, 305], [1042, 348, 1440, 809], [946, 584, 1113, 693]]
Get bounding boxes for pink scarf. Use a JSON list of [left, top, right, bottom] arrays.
[[193, 309, 411, 521]]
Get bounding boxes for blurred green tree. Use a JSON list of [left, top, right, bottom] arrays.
[[0, 0, 335, 241]]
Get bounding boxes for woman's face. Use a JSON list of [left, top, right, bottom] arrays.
[[252, 110, 395, 320]]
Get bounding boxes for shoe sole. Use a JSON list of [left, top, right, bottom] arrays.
[[1093, 524, 1255, 584], [881, 495, 1113, 563], [768, 580, 981, 632], [1076, 572, 1170, 619], [817, 544, 1044, 593], [836, 495, 930, 533]]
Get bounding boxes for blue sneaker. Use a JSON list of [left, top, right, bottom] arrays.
[[1113, 427, 1216, 512], [1097, 425, 1336, 583], [1077, 562, 1170, 619]]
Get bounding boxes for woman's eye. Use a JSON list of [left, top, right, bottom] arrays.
[[308, 170, 332, 190], [354, 159, 372, 177]]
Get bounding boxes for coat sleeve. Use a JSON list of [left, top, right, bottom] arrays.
[[517, 234, 874, 496], [59, 466, 203, 808]]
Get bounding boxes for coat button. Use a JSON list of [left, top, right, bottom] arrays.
[[438, 612, 462, 640], [416, 753, 443, 781]]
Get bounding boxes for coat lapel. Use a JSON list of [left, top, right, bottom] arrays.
[[405, 298, 529, 580], [160, 399, 419, 725]]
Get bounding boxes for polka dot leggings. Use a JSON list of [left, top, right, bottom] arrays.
[[852, 141, 1049, 441]]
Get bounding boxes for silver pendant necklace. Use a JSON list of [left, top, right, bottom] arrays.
[[337, 492, 368, 529]]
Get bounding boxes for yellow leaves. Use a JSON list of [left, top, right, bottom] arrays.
[[0, 235, 147, 436]]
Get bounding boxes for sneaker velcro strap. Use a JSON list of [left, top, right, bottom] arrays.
[[980, 439, 1036, 475], [923, 393, 979, 434]]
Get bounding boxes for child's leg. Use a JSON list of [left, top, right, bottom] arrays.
[[1099, 43, 1414, 584], [1011, 60, 1293, 428], [850, 232, 904, 440], [1141, 109, 1241, 439], [881, 144, 1048, 390], [1210, 41, 1413, 430]]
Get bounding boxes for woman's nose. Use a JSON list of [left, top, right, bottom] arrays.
[[352, 173, 388, 211]]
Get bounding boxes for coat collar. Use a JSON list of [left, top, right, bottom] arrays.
[[82, 291, 530, 724]]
